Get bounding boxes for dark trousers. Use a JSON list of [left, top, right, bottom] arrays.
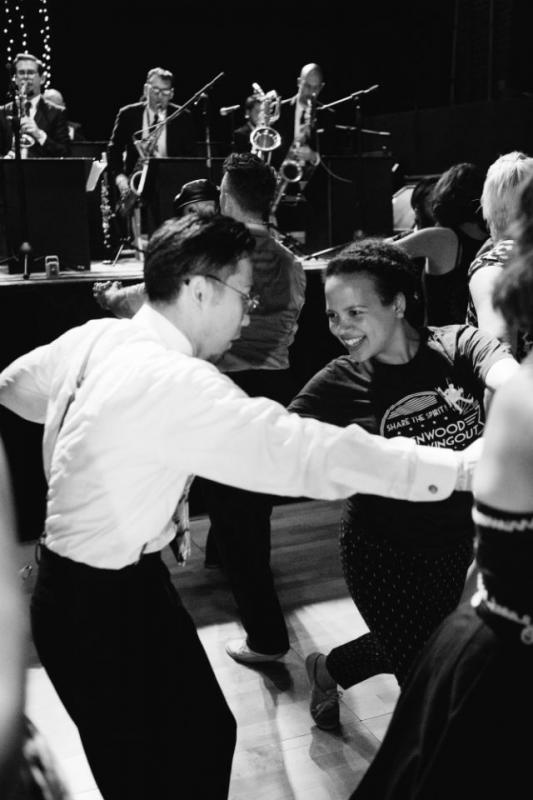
[[31, 547, 236, 800], [327, 521, 474, 689], [202, 481, 290, 654], [202, 367, 296, 655]]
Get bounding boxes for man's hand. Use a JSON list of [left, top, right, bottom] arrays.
[[115, 174, 129, 196], [298, 144, 320, 165], [455, 438, 483, 492], [20, 117, 45, 145], [92, 281, 124, 312]]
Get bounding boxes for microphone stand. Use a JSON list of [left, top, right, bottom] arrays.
[[195, 93, 213, 182], [130, 72, 224, 189], [0, 76, 36, 279], [229, 111, 237, 152], [319, 84, 390, 239], [133, 71, 225, 150], [321, 84, 391, 155]]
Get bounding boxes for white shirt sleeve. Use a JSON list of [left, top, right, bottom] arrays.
[[159, 357, 460, 503], [0, 343, 57, 423]]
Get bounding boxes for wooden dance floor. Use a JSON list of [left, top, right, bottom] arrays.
[[19, 499, 399, 799]]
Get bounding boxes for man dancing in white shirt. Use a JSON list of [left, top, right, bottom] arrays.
[[0, 214, 479, 800]]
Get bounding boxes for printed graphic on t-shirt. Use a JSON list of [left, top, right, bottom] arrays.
[[379, 382, 482, 450]]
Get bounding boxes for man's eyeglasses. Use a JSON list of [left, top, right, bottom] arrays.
[[148, 86, 173, 97], [205, 274, 260, 313]]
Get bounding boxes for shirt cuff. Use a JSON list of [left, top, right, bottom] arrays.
[[407, 444, 459, 501], [36, 130, 47, 146]]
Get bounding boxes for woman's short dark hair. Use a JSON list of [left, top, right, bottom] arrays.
[[325, 239, 423, 326], [431, 162, 486, 228], [493, 173, 533, 334], [144, 213, 255, 303]]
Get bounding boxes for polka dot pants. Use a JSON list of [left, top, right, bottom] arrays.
[[326, 520, 473, 690]]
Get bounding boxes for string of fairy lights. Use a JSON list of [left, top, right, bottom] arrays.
[[2, 0, 52, 82]]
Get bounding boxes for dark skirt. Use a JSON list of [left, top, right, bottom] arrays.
[[350, 602, 533, 799]]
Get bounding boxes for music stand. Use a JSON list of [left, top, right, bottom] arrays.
[[67, 140, 108, 159], [0, 159, 91, 273]]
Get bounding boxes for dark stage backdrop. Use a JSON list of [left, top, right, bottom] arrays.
[[3, 1, 532, 174], [2, 0, 459, 149]]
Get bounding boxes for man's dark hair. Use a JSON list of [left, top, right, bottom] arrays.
[[12, 53, 44, 76], [144, 213, 255, 303], [431, 162, 485, 228], [222, 152, 277, 221], [325, 239, 423, 327]]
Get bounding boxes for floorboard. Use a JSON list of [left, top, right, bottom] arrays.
[[19, 499, 399, 799]]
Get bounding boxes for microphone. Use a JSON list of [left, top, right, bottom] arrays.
[[219, 104, 240, 117], [193, 92, 209, 107]]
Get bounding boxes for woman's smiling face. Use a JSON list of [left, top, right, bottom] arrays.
[[325, 273, 405, 364]]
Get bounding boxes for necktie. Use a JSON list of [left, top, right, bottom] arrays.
[[151, 113, 161, 156], [24, 101, 32, 117]]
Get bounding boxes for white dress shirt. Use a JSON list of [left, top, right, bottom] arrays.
[[143, 107, 167, 157], [0, 305, 462, 568], [21, 94, 47, 146], [294, 101, 307, 144]]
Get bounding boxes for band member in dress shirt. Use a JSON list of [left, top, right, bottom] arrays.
[[0, 53, 69, 157], [107, 66, 196, 200], [273, 62, 325, 169]]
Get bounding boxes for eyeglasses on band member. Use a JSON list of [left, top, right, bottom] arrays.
[[148, 86, 173, 97]]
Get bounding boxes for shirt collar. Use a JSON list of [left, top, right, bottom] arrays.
[[132, 304, 194, 355]]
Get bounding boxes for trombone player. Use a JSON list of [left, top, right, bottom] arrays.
[[107, 66, 196, 211]]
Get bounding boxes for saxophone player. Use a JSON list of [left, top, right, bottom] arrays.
[[273, 62, 324, 170], [107, 67, 196, 203], [0, 53, 69, 158]]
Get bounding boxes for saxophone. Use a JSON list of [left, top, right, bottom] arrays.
[[271, 96, 320, 213], [116, 117, 163, 218]]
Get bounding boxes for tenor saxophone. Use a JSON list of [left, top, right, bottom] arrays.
[[272, 97, 320, 213]]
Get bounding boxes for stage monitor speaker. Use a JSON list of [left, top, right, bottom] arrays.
[[0, 158, 91, 273], [142, 157, 224, 233]]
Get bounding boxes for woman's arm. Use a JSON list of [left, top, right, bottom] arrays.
[[391, 227, 459, 275], [468, 266, 512, 345], [93, 281, 147, 319], [474, 366, 533, 511]]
